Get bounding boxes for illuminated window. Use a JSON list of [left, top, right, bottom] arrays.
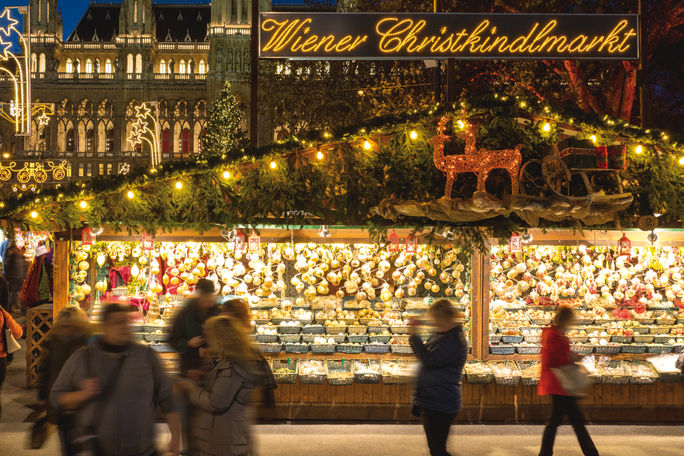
[[85, 59, 93, 73], [86, 128, 95, 153], [31, 53, 37, 72], [134, 0, 138, 23], [159, 59, 166, 73], [181, 128, 191, 155], [179, 60, 186, 74], [66, 128, 75, 152], [99, 163, 104, 175], [135, 54, 142, 74], [161, 128, 171, 156], [75, 59, 81, 72], [105, 59, 112, 73], [87, 163, 92, 177], [78, 164, 84, 177], [167, 59, 173, 73], [66, 59, 73, 73], [107, 163, 112, 175], [39, 53, 46, 73], [105, 128, 114, 153], [127, 54, 133, 73], [198, 59, 205, 74]]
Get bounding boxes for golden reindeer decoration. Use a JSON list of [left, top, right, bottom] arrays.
[[430, 112, 522, 199]]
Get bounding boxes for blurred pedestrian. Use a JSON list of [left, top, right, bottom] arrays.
[[50, 303, 181, 456], [538, 306, 599, 456], [0, 304, 22, 421], [221, 298, 277, 408], [4, 242, 28, 314], [176, 316, 259, 456], [37, 306, 91, 454], [409, 299, 468, 456], [168, 279, 220, 379]]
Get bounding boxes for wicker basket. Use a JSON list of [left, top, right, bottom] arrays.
[[390, 344, 413, 354], [325, 326, 347, 335], [299, 364, 328, 384], [257, 343, 283, 353], [646, 344, 671, 354], [594, 345, 621, 355], [279, 334, 302, 344], [489, 362, 521, 385], [489, 334, 502, 344], [574, 317, 594, 325], [600, 362, 629, 384], [390, 326, 410, 334], [369, 334, 391, 344], [653, 334, 671, 344], [672, 345, 684, 354], [656, 313, 675, 325], [347, 325, 367, 334], [381, 360, 412, 384], [295, 318, 313, 326], [271, 359, 297, 384], [465, 363, 494, 384], [336, 343, 363, 354], [629, 363, 659, 384], [347, 334, 369, 344], [515, 345, 541, 355], [571, 344, 594, 354], [524, 335, 543, 344], [311, 343, 336, 354], [327, 360, 354, 386], [367, 325, 389, 334], [633, 334, 654, 343], [364, 343, 390, 354], [637, 317, 656, 325], [621, 344, 647, 354], [520, 326, 542, 335], [490, 345, 516, 355], [501, 335, 524, 344], [284, 343, 309, 353], [271, 317, 291, 325], [278, 325, 302, 334], [303, 333, 345, 344], [353, 360, 382, 384], [648, 326, 670, 335], [256, 333, 279, 343], [517, 361, 540, 386], [567, 336, 588, 344], [610, 335, 633, 344], [632, 326, 650, 334], [302, 324, 326, 334]]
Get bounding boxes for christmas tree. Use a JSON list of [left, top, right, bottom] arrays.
[[201, 82, 248, 160]]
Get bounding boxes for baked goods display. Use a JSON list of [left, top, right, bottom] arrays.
[[489, 245, 684, 357]]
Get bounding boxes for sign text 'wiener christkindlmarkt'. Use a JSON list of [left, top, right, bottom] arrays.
[[259, 13, 639, 60]]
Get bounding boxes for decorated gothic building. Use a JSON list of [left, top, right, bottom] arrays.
[[0, 0, 332, 189]]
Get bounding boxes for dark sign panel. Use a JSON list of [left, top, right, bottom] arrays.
[[259, 13, 639, 60]]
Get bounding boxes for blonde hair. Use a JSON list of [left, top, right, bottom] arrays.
[[221, 298, 251, 328], [47, 306, 91, 340], [205, 316, 258, 364]]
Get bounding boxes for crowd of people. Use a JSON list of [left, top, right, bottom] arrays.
[[2, 273, 684, 456]]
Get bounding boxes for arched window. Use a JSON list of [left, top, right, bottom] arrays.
[[161, 128, 171, 156], [181, 128, 191, 155], [31, 53, 37, 72], [134, 0, 138, 23], [198, 59, 206, 74], [167, 59, 173, 73], [105, 59, 112, 73], [74, 59, 81, 73], [159, 59, 166, 74], [126, 54, 134, 73], [85, 59, 93, 73], [38, 0, 42, 22], [39, 53, 46, 73], [66, 58, 73, 73], [135, 53, 142, 74], [179, 60, 186, 74], [86, 127, 95, 153], [66, 128, 75, 152], [106, 127, 114, 153]]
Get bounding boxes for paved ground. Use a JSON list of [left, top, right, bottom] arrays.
[[2, 347, 683, 455]]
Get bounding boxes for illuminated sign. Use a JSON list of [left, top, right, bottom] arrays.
[[259, 13, 639, 60]]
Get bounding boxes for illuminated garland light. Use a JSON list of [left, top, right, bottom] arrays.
[[269, 161, 278, 169], [127, 102, 161, 167], [126, 190, 135, 199], [635, 145, 643, 154], [590, 134, 597, 144], [363, 140, 372, 150], [679, 157, 684, 166], [29, 210, 38, 219], [174, 181, 183, 190], [78, 200, 88, 210], [222, 170, 231, 179], [409, 130, 418, 140], [316, 151, 324, 160], [0, 8, 31, 136], [542, 122, 551, 132]]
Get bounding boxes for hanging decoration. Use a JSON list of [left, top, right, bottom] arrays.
[[82, 227, 94, 246], [234, 229, 246, 253], [248, 230, 261, 253], [617, 233, 631, 257], [387, 230, 400, 253], [509, 232, 522, 253], [141, 233, 154, 250], [127, 102, 162, 167], [0, 7, 30, 136], [405, 231, 417, 254]]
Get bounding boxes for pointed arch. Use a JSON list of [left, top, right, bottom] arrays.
[[135, 54, 143, 74]]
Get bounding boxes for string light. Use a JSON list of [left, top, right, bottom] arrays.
[[175, 181, 183, 190], [269, 161, 277, 169], [590, 135, 597, 144], [678, 157, 684, 166], [316, 151, 324, 160], [78, 200, 88, 209], [542, 122, 551, 132], [1, 153, 9, 159], [409, 130, 418, 140], [363, 140, 372, 150], [30, 210, 38, 218], [456, 120, 465, 130], [127, 190, 135, 199], [519, 101, 526, 108], [357, 90, 364, 96], [0, 202, 4, 208], [635, 145, 643, 154]]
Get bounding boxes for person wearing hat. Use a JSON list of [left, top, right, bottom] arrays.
[[168, 279, 221, 378], [50, 303, 181, 456], [409, 299, 468, 456]]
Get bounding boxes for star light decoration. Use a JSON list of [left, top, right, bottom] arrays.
[[126, 102, 161, 166], [0, 8, 31, 136], [118, 162, 131, 175]]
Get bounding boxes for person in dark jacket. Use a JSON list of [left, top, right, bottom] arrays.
[[4, 243, 28, 314], [168, 279, 220, 378], [538, 306, 599, 456], [409, 299, 468, 456], [37, 306, 91, 455]]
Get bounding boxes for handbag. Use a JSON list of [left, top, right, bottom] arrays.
[[2, 309, 20, 364], [551, 363, 591, 397]]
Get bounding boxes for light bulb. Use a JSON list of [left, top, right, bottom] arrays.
[[79, 200, 88, 209], [635, 145, 643, 154], [519, 101, 526, 108], [409, 130, 418, 140], [363, 140, 372, 150], [30, 210, 38, 219], [590, 135, 597, 144], [2, 153, 9, 159], [679, 156, 684, 166], [175, 181, 183, 190], [316, 151, 324, 160], [222, 170, 231, 179], [457, 120, 465, 129], [357, 90, 364, 96], [269, 161, 277, 169], [542, 122, 551, 132], [127, 190, 135, 199]]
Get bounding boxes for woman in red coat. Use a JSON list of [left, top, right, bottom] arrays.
[[538, 306, 599, 456]]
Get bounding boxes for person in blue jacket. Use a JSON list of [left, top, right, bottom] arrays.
[[409, 299, 468, 456]]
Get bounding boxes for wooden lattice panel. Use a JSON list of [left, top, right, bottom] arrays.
[[25, 305, 53, 387]]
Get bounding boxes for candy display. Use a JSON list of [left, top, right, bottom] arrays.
[[489, 245, 684, 357]]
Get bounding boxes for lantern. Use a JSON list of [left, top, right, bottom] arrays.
[[234, 229, 246, 253], [509, 232, 522, 253], [82, 227, 94, 246], [387, 230, 400, 253], [141, 233, 154, 251], [405, 230, 417, 254], [248, 230, 261, 253], [617, 233, 631, 257]]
